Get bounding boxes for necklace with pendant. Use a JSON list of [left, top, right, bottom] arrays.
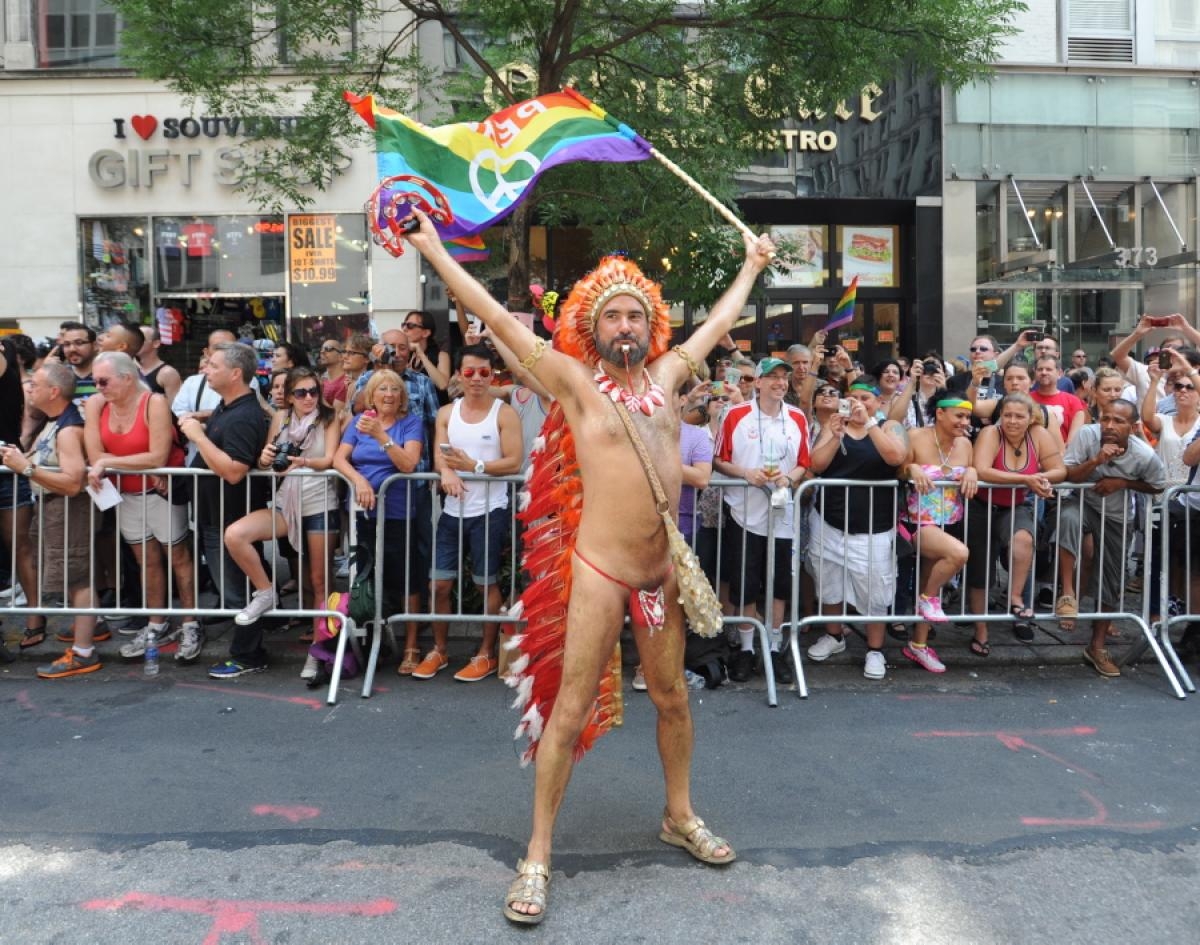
[[934, 432, 954, 473], [595, 368, 665, 416]]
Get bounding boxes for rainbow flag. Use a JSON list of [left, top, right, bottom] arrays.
[[444, 235, 490, 263], [346, 88, 651, 240], [823, 276, 859, 332]]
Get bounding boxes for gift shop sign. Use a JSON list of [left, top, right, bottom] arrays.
[[87, 112, 346, 189], [289, 215, 338, 283]]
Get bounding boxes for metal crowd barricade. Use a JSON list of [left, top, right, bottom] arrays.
[[780, 478, 1187, 701], [1123, 484, 1199, 693], [358, 471, 524, 698], [3, 466, 354, 701]]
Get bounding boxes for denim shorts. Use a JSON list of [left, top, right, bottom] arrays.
[[301, 509, 341, 534], [0, 472, 33, 511], [431, 505, 510, 585]]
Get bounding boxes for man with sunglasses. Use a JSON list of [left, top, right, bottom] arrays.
[[318, 338, 348, 408], [948, 334, 1001, 403], [418, 344, 523, 683]]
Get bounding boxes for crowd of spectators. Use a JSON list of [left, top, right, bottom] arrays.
[[1, 310, 1198, 692]]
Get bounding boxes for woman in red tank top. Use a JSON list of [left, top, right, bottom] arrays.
[[965, 392, 1066, 653]]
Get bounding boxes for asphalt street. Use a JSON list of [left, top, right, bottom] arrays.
[[2, 640, 1199, 945]]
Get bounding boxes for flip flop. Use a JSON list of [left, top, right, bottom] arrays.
[[1010, 604, 1037, 643], [969, 637, 991, 657], [19, 619, 48, 650]]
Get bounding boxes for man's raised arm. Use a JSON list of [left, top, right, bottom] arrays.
[[680, 231, 776, 367]]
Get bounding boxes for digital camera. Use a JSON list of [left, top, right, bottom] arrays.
[[272, 440, 302, 471], [837, 399, 852, 417]]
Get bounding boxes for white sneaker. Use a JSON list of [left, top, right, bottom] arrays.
[[863, 650, 887, 680], [1, 583, 26, 607], [175, 622, 204, 663], [120, 622, 173, 660], [300, 654, 320, 680], [632, 666, 647, 691], [807, 633, 846, 662], [235, 588, 278, 626]]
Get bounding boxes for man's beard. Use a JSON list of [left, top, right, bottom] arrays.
[[596, 334, 649, 368]]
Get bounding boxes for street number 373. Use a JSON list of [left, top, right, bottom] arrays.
[[1114, 246, 1158, 268]]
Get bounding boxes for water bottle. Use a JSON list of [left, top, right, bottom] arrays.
[[144, 626, 159, 678]]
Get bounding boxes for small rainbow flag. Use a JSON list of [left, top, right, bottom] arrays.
[[444, 235, 489, 263], [347, 88, 651, 240], [823, 276, 859, 332]]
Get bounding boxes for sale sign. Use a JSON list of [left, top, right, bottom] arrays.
[[289, 214, 338, 283]]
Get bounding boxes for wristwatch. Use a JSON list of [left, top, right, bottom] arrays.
[[381, 439, 395, 450], [20, 464, 34, 478], [864, 418, 879, 431], [474, 459, 486, 475]]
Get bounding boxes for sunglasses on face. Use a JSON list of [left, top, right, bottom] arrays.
[[711, 395, 730, 403], [816, 388, 838, 397], [292, 387, 320, 398], [322, 346, 343, 355], [461, 366, 492, 379], [402, 321, 424, 330], [969, 346, 992, 353], [95, 377, 114, 388], [1175, 383, 1196, 392]]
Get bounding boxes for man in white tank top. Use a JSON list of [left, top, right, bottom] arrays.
[[413, 344, 523, 683]]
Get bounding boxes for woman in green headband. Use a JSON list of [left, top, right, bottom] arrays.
[[897, 388, 979, 673]]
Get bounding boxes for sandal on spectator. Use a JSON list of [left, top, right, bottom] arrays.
[[1055, 594, 1078, 631], [969, 637, 991, 657], [19, 618, 48, 650], [659, 809, 736, 865], [1009, 604, 1037, 643], [503, 858, 549, 925]]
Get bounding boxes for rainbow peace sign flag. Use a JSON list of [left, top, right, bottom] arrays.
[[347, 89, 652, 240]]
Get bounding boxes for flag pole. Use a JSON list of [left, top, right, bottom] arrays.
[[646, 146, 758, 245], [563, 86, 769, 252]]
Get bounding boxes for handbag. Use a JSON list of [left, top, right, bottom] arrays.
[[604, 399, 724, 639]]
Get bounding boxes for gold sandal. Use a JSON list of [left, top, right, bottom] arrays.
[[659, 809, 737, 865], [503, 858, 549, 925], [397, 648, 421, 676]]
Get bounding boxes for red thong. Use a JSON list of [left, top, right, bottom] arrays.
[[573, 549, 671, 632]]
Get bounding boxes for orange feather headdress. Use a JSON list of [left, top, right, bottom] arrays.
[[553, 255, 672, 365]]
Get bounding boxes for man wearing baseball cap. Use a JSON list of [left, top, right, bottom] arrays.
[[713, 356, 811, 684]]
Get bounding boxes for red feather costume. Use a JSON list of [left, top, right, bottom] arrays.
[[505, 255, 673, 766]]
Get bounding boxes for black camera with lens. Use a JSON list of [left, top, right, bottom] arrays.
[[378, 343, 396, 365], [271, 440, 302, 471], [922, 359, 940, 375], [1026, 330, 1044, 342]]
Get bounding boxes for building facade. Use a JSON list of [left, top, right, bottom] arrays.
[[0, 1, 422, 358]]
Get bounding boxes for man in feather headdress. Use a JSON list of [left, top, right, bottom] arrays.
[[402, 211, 775, 925]]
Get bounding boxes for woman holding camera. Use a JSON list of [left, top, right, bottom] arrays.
[[225, 367, 341, 636], [888, 355, 947, 429]]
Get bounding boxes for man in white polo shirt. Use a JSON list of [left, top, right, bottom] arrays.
[[713, 357, 811, 683]]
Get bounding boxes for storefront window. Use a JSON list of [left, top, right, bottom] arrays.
[[1073, 183, 1135, 260], [976, 182, 1001, 281], [153, 215, 286, 295], [80, 217, 149, 327], [288, 213, 371, 348], [1005, 183, 1064, 256]]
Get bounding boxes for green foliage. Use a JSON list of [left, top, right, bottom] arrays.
[[111, 0, 1025, 293]]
